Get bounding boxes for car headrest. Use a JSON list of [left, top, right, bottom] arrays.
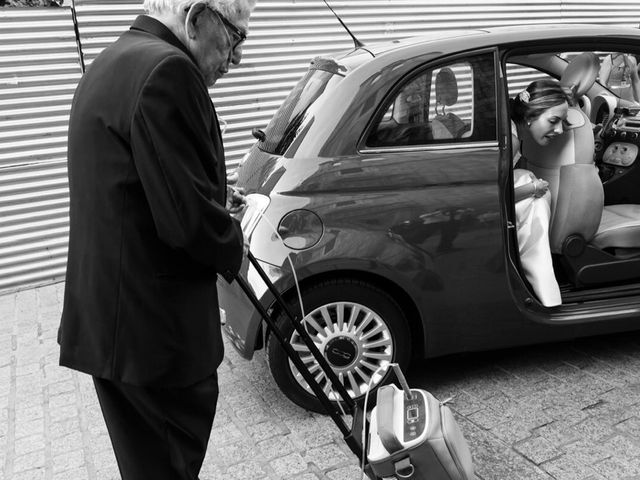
[[561, 52, 600, 99], [436, 67, 458, 106]]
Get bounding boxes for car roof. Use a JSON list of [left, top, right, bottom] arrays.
[[289, 23, 640, 158], [337, 24, 640, 70], [372, 24, 640, 53]]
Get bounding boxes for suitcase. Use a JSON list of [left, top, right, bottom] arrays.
[[230, 251, 475, 479], [368, 385, 475, 480]]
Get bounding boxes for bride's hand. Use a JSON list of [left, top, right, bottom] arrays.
[[533, 178, 549, 198]]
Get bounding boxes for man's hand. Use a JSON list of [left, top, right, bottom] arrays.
[[226, 185, 247, 214], [226, 170, 248, 252], [225, 170, 246, 214]]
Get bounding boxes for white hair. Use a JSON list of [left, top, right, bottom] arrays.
[[143, 0, 256, 20]]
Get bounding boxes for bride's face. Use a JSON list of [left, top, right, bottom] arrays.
[[528, 102, 569, 146]]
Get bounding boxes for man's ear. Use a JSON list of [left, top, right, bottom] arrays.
[[185, 2, 209, 40]]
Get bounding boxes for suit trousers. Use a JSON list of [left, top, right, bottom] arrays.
[[93, 373, 218, 480]]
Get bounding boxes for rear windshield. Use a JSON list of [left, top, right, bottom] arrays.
[[258, 57, 346, 155]]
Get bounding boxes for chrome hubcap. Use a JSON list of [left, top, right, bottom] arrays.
[[288, 301, 394, 401]]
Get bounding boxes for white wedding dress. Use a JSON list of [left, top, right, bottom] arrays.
[[514, 168, 562, 307]]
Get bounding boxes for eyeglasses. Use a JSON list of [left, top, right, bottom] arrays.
[[184, 4, 247, 51], [210, 8, 247, 51]]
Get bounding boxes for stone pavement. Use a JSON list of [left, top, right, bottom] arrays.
[[2, 282, 640, 479]]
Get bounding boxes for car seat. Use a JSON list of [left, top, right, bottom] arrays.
[[432, 67, 468, 139], [522, 52, 640, 286]]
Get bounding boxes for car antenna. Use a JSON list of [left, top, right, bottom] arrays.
[[322, 0, 366, 49]]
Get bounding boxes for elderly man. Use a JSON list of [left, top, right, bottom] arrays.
[[58, 1, 256, 478]]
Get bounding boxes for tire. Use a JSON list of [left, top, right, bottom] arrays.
[[266, 278, 412, 413]]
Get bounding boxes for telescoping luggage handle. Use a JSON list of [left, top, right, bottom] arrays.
[[232, 251, 367, 461]]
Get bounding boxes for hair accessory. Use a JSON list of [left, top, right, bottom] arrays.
[[518, 90, 530, 103]]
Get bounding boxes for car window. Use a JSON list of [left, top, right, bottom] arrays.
[[258, 57, 346, 156], [506, 49, 640, 132], [595, 51, 640, 104], [506, 53, 596, 126], [506, 63, 552, 98], [366, 52, 496, 148], [506, 52, 590, 96], [507, 49, 640, 102]]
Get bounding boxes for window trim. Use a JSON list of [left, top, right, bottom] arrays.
[[359, 140, 499, 155]]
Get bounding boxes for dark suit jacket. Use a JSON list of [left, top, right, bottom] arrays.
[[58, 16, 244, 387]]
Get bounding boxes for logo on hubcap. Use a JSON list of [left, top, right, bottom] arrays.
[[325, 337, 358, 367]]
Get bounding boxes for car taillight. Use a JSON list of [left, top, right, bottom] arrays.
[[240, 193, 270, 238]]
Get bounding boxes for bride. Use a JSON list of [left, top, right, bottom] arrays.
[[510, 79, 573, 307]]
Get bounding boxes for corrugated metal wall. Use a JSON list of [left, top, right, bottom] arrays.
[[562, 0, 640, 24], [74, 0, 578, 168], [0, 7, 81, 292], [2, 1, 640, 293], [71, 0, 640, 168]]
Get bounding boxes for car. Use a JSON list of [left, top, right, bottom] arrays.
[[218, 24, 640, 412]]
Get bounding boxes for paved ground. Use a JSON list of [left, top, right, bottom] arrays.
[[2, 282, 640, 479]]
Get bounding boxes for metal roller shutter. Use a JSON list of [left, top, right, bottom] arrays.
[[0, 7, 81, 292], [562, 0, 640, 25]]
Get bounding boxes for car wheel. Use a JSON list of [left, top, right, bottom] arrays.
[[266, 278, 411, 413]]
